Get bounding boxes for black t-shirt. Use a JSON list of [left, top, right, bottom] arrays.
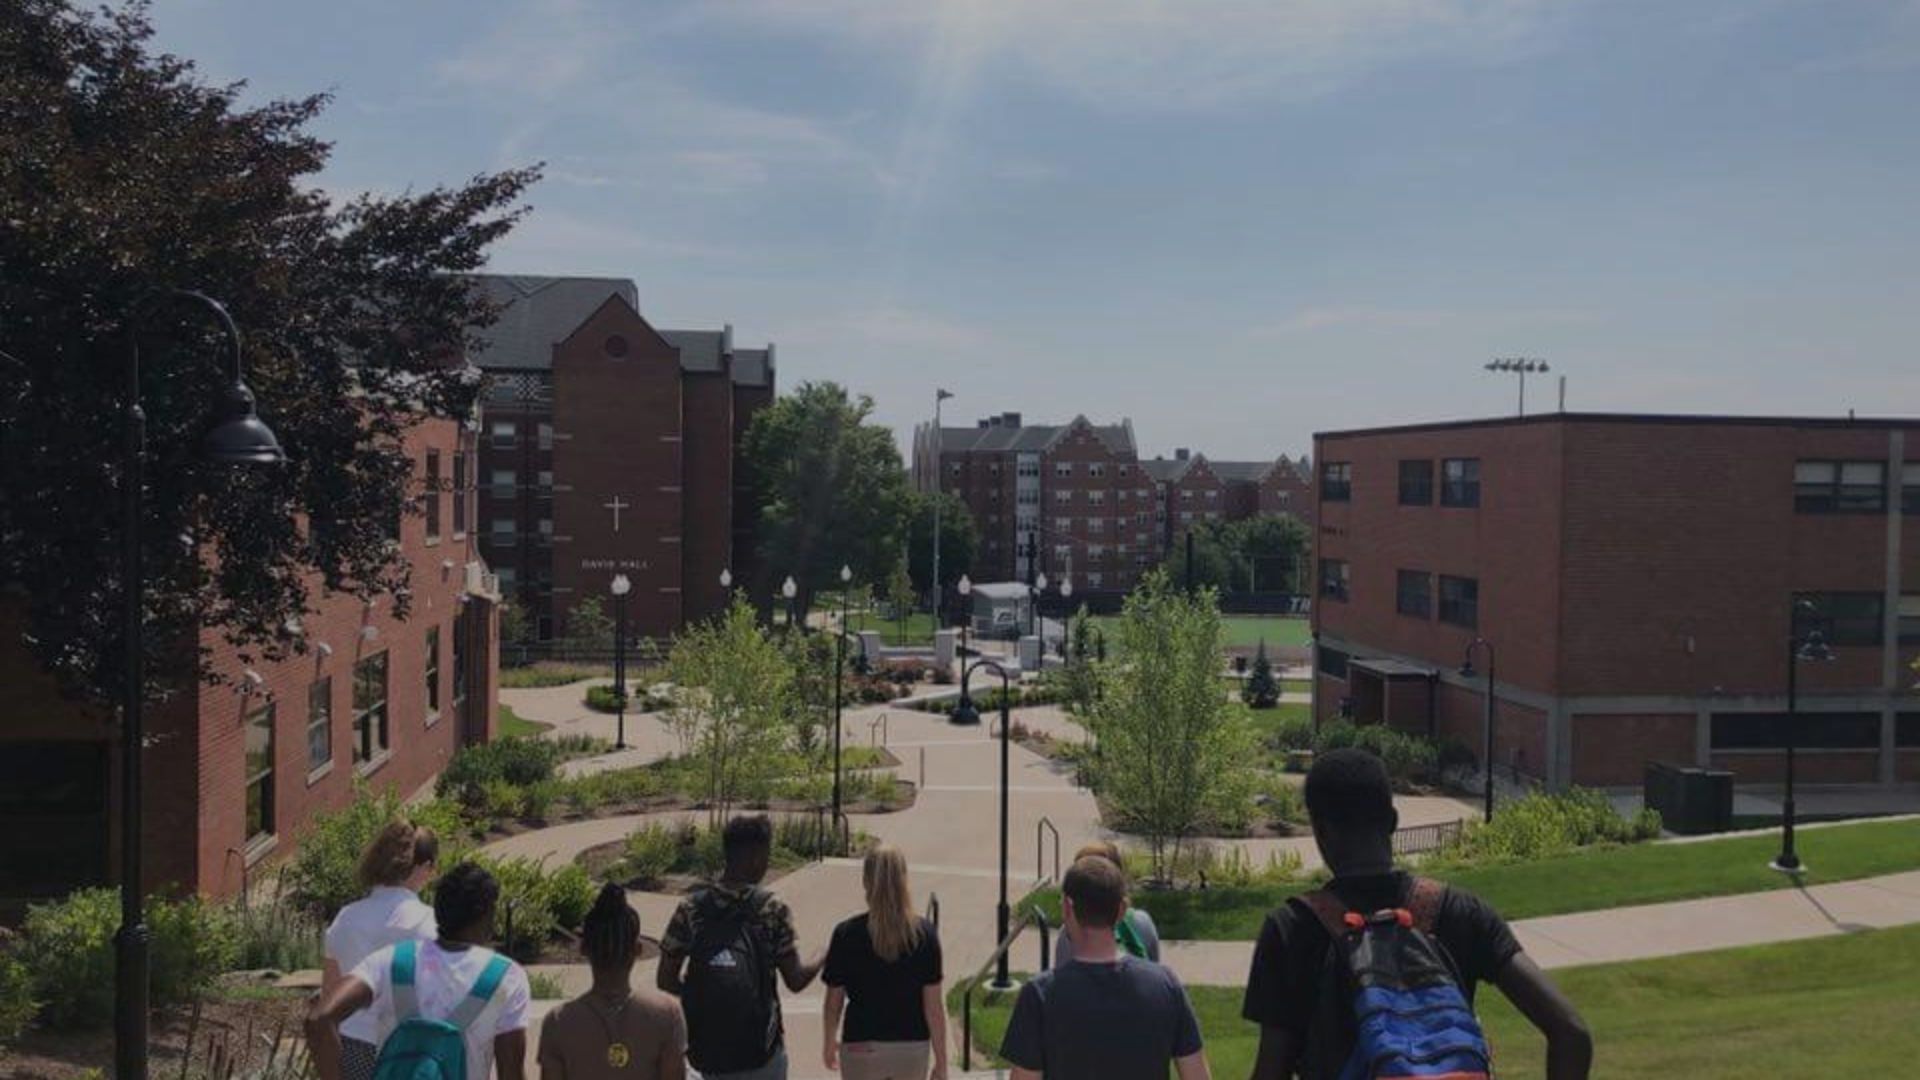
[[823, 914, 944, 1043], [1241, 872, 1522, 1039]]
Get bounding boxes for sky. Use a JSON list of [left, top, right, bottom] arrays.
[[150, 0, 1920, 461]]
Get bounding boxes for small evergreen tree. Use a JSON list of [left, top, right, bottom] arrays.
[[565, 596, 616, 657], [1242, 639, 1281, 709]]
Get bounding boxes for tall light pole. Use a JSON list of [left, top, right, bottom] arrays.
[[1459, 638, 1497, 823], [951, 658, 1015, 990], [958, 574, 973, 659], [610, 574, 631, 750], [782, 575, 798, 632], [120, 291, 286, 1080], [932, 389, 954, 618], [1773, 627, 1836, 874], [833, 564, 852, 824], [1485, 358, 1549, 417]]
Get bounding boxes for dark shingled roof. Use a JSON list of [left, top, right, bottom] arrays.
[[466, 274, 637, 371], [661, 328, 727, 373], [1140, 458, 1191, 483], [936, 418, 1134, 456], [731, 347, 773, 388], [1208, 460, 1279, 483]]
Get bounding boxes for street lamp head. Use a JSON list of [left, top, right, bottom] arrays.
[[958, 574, 972, 596], [1036, 572, 1048, 592], [200, 380, 286, 465], [719, 568, 733, 588], [1796, 631, 1836, 663], [782, 576, 797, 599], [840, 564, 853, 583], [1059, 577, 1073, 599], [610, 574, 631, 597]]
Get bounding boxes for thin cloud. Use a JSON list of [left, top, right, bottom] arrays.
[[1254, 304, 1600, 337]]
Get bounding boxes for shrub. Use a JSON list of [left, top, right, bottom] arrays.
[[437, 738, 559, 811], [500, 663, 611, 689], [584, 685, 628, 713], [519, 779, 563, 822], [623, 825, 680, 884], [285, 786, 470, 917], [528, 971, 567, 1000], [230, 897, 324, 972], [0, 951, 35, 1048], [550, 734, 611, 760], [23, 889, 237, 1028], [469, 855, 595, 960], [1435, 788, 1663, 867], [1267, 715, 1316, 753], [1258, 775, 1307, 828]]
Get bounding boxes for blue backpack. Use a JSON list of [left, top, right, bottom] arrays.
[[1298, 878, 1493, 1080], [369, 941, 512, 1080]]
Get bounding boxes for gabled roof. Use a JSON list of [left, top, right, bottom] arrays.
[[465, 274, 639, 371], [660, 328, 728, 373], [731, 347, 774, 389], [1209, 460, 1281, 484], [934, 416, 1135, 456], [1140, 457, 1192, 483]]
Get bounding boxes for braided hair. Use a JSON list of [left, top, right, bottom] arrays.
[[581, 882, 640, 969]]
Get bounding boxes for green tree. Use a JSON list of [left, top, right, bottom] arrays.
[[0, 2, 539, 701], [499, 596, 529, 645], [1242, 639, 1281, 709], [565, 596, 615, 657], [906, 489, 978, 596], [1085, 570, 1255, 882], [886, 558, 917, 646], [740, 382, 912, 617], [664, 599, 794, 827], [1234, 512, 1313, 593], [1056, 606, 1103, 716]]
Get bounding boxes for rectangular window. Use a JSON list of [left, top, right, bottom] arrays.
[[1793, 592, 1885, 647], [1439, 575, 1480, 628], [1796, 460, 1887, 513], [1181, 511, 1194, 524], [1089, 491, 1106, 506], [1901, 595, 1920, 646], [496, 567, 517, 592], [1900, 713, 1920, 749], [1440, 459, 1481, 508], [1119, 465, 1132, 478], [490, 518, 516, 541], [1181, 489, 1193, 502], [424, 626, 441, 723], [1396, 570, 1432, 619], [306, 678, 332, 772], [1055, 463, 1074, 478], [452, 612, 469, 708], [490, 420, 516, 448], [1398, 460, 1434, 505], [538, 519, 553, 545], [1711, 711, 1882, 751], [1903, 463, 1920, 514], [1321, 462, 1352, 502], [1089, 518, 1105, 533], [537, 423, 553, 451], [424, 450, 442, 542], [990, 462, 1002, 476], [491, 470, 516, 498], [1054, 544, 1072, 562], [352, 652, 389, 765], [1055, 490, 1072, 505], [1320, 558, 1351, 602], [537, 470, 554, 496], [1205, 489, 1218, 501], [452, 451, 468, 535], [1318, 645, 1350, 681], [1088, 544, 1106, 558], [245, 701, 275, 844], [1090, 463, 1106, 478]]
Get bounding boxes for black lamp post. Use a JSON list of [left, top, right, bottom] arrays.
[[1459, 637, 1497, 823], [1773, 628, 1835, 874], [782, 574, 798, 632], [834, 564, 852, 824], [120, 291, 285, 1080], [610, 573, 631, 750], [951, 658, 1016, 989]]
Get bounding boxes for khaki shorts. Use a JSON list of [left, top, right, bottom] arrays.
[[840, 1040, 931, 1080]]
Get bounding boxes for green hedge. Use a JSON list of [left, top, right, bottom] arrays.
[[20, 889, 237, 1029], [0, 952, 34, 1049], [437, 738, 559, 812]]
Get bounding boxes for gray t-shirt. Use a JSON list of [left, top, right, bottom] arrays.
[[999, 956, 1203, 1080], [1053, 908, 1162, 965]]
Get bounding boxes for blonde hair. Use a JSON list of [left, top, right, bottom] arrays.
[[1075, 841, 1123, 868], [863, 845, 922, 963], [356, 820, 436, 890]]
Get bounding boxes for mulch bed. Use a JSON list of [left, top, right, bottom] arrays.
[[0, 985, 308, 1080]]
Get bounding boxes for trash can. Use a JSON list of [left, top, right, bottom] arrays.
[[1644, 761, 1734, 835]]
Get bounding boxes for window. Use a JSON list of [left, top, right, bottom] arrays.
[[1318, 645, 1350, 681], [452, 612, 469, 710], [1793, 592, 1885, 647], [1054, 544, 1072, 562], [1055, 490, 1072, 505], [490, 420, 516, 448], [491, 470, 515, 499], [1439, 575, 1479, 628], [1322, 462, 1352, 502], [244, 702, 275, 844], [306, 678, 332, 773], [1320, 558, 1351, 601], [1181, 511, 1194, 524], [1901, 595, 1920, 646], [1795, 460, 1886, 513], [1398, 460, 1434, 505], [1440, 459, 1481, 508], [537, 470, 553, 496], [1905, 464, 1920, 514], [495, 567, 517, 592], [950, 461, 963, 476], [1181, 489, 1193, 502], [1710, 711, 1881, 751], [490, 518, 516, 542], [990, 462, 1002, 476], [1119, 465, 1132, 478], [424, 626, 441, 723], [352, 652, 389, 765], [538, 519, 553, 545], [1089, 491, 1106, 506], [1089, 518, 1105, 533], [424, 451, 442, 542], [537, 423, 554, 451], [1088, 544, 1107, 558], [1090, 463, 1106, 478], [1205, 489, 1218, 501], [1055, 462, 1074, 478], [1396, 570, 1432, 618], [1088, 572, 1105, 587], [452, 451, 467, 535]]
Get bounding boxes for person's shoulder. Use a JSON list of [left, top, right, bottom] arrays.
[[831, 911, 868, 939]]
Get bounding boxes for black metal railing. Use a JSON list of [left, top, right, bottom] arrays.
[[1036, 817, 1061, 885], [869, 712, 889, 747], [927, 893, 941, 934], [960, 908, 1052, 1073], [1391, 818, 1465, 857]]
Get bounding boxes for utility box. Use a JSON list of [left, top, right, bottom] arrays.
[[1644, 761, 1733, 835]]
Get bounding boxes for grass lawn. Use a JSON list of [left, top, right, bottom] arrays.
[[957, 924, 1920, 1078], [497, 703, 549, 739], [845, 609, 941, 646], [499, 662, 614, 688], [1022, 817, 1920, 940], [1095, 613, 1311, 650]]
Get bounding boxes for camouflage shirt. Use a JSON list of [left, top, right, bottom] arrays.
[[659, 881, 798, 962]]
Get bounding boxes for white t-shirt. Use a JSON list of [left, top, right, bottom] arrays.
[[348, 940, 531, 1077], [325, 887, 438, 1044]]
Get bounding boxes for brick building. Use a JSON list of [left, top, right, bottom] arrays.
[[914, 413, 1157, 593], [0, 418, 501, 903], [467, 275, 775, 643], [1143, 450, 1314, 543], [1311, 413, 1920, 790]]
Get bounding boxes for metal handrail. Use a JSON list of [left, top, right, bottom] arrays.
[[927, 893, 941, 934], [1036, 817, 1061, 885], [959, 907, 1052, 1073], [869, 711, 889, 747]]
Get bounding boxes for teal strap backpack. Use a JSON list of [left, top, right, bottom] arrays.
[[369, 940, 512, 1080]]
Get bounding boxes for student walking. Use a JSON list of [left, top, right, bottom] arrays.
[[1242, 749, 1593, 1080], [999, 856, 1211, 1080], [658, 815, 825, 1080], [1052, 841, 1161, 964], [821, 845, 948, 1080], [321, 820, 440, 1080], [307, 862, 532, 1080], [538, 883, 687, 1080]]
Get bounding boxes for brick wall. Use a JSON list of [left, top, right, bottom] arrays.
[[681, 369, 734, 624], [1570, 712, 1696, 786]]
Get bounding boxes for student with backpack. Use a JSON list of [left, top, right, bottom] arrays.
[[1241, 749, 1593, 1080], [307, 862, 532, 1080], [657, 815, 825, 1080], [538, 883, 686, 1080]]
